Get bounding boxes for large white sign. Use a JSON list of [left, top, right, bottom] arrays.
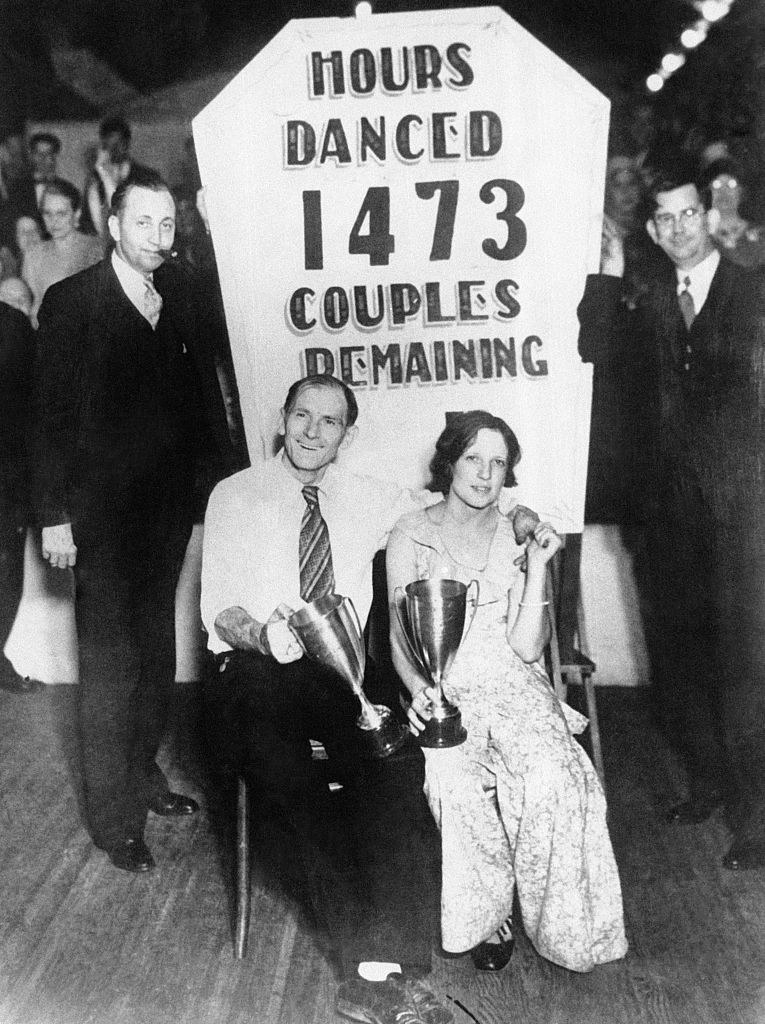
[[194, 6, 609, 531]]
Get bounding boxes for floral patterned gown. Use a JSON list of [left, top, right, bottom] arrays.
[[387, 508, 628, 972]]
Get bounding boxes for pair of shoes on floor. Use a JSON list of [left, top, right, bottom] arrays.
[[147, 792, 199, 816], [722, 836, 765, 871], [336, 974, 453, 1024], [0, 660, 43, 695], [470, 918, 515, 972], [666, 790, 724, 825], [107, 837, 155, 873]]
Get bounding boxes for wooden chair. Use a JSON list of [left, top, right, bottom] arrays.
[[233, 739, 337, 959], [545, 536, 606, 792], [234, 773, 251, 959]]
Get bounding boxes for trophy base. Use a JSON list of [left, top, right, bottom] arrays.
[[418, 703, 468, 749], [356, 704, 409, 758]]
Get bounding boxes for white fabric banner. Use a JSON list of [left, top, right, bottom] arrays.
[[194, 5, 609, 531]]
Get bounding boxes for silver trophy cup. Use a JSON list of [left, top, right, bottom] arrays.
[[288, 594, 408, 758], [394, 578, 479, 748]]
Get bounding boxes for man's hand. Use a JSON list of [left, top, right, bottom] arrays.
[[262, 603, 303, 664], [406, 686, 437, 735], [600, 215, 626, 278], [42, 523, 77, 569]]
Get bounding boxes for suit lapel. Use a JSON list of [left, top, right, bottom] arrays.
[[691, 258, 733, 337], [92, 257, 148, 336]]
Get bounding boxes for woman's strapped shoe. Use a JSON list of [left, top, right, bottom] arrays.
[[470, 919, 515, 972]]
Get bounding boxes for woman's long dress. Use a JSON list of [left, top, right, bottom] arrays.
[[388, 508, 628, 972]]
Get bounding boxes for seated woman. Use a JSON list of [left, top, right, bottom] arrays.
[[387, 410, 627, 974]]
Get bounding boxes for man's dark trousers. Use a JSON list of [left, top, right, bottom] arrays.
[[204, 650, 441, 975], [73, 458, 193, 850]]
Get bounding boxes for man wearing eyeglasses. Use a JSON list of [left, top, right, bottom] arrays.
[[578, 157, 765, 872]]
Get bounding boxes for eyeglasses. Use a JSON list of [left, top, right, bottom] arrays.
[[653, 207, 703, 231]]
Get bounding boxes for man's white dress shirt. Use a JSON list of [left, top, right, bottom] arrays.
[[201, 456, 424, 653], [111, 250, 157, 325], [675, 248, 720, 314]]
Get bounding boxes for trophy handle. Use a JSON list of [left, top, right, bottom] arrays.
[[393, 586, 426, 675], [462, 579, 480, 645], [341, 595, 363, 640], [341, 595, 366, 676], [284, 615, 307, 654]]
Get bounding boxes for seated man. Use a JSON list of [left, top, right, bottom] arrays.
[[201, 374, 450, 1024]]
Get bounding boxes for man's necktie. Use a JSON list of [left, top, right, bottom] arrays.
[[299, 485, 335, 602], [678, 275, 695, 331], [143, 279, 163, 329]]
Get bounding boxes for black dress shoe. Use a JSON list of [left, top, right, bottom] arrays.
[[147, 792, 199, 816], [470, 920, 515, 972], [107, 837, 155, 873], [0, 662, 43, 694], [722, 838, 765, 871], [666, 792, 723, 824]]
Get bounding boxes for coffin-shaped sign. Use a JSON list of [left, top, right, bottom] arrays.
[[194, 5, 609, 530]]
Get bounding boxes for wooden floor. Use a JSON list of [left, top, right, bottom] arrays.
[[1, 684, 764, 1024]]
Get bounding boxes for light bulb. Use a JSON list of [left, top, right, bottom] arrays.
[[698, 0, 730, 23], [681, 24, 708, 48], [661, 52, 686, 73], [646, 73, 664, 93]]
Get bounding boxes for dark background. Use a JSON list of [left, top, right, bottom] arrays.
[[1, 0, 762, 121]]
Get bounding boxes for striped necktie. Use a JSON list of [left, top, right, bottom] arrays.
[[299, 485, 335, 602], [678, 275, 695, 331], [143, 278, 163, 329]]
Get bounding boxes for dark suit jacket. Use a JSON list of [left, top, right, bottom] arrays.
[[33, 256, 235, 530], [0, 301, 34, 521], [0, 175, 43, 248], [578, 258, 765, 526]]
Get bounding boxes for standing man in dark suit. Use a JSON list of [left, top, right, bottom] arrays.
[[34, 168, 234, 873], [0, 299, 42, 694], [578, 159, 765, 870]]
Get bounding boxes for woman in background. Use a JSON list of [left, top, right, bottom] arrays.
[[22, 179, 102, 327]]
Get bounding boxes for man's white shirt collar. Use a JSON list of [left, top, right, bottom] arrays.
[[111, 250, 155, 318], [676, 248, 720, 314], [275, 452, 337, 498]]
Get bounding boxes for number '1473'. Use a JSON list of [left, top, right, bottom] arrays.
[[301, 180, 526, 270]]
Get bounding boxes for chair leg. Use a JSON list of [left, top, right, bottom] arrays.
[[582, 673, 606, 794], [234, 774, 251, 959]]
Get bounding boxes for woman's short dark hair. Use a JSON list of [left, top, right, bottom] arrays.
[[41, 177, 82, 213], [282, 373, 359, 427], [428, 410, 521, 494]]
